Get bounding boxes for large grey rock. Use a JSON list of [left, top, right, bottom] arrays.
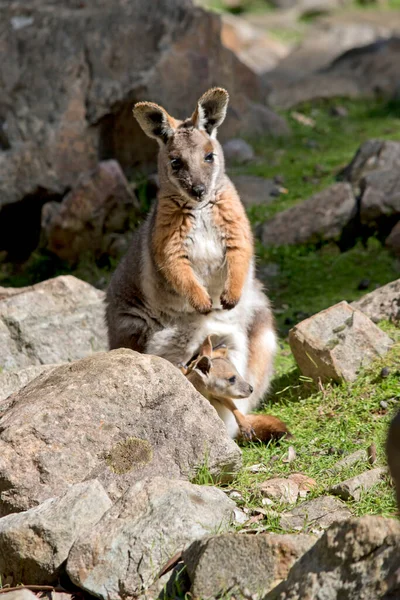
[[0, 276, 107, 371], [0, 349, 241, 516], [340, 139, 400, 188], [359, 169, 400, 226], [387, 409, 400, 509], [351, 279, 400, 324], [265, 516, 400, 599], [260, 184, 356, 246], [223, 139, 255, 165], [0, 592, 38, 600], [183, 533, 317, 600], [386, 220, 400, 257], [0, 364, 58, 404], [232, 175, 280, 208], [43, 160, 140, 264], [279, 496, 352, 534], [0, 0, 287, 244], [67, 477, 237, 599], [289, 301, 393, 383], [329, 467, 387, 501], [0, 480, 112, 585]]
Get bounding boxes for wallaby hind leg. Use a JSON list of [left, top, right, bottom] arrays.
[[107, 313, 150, 353], [246, 305, 277, 407]]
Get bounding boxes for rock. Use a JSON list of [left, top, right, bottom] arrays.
[[359, 169, 400, 226], [330, 467, 387, 501], [223, 139, 255, 165], [67, 477, 236, 599], [43, 160, 140, 263], [259, 478, 299, 505], [260, 183, 356, 247], [288, 473, 317, 494], [269, 0, 350, 12], [0, 480, 112, 585], [0, 275, 107, 371], [326, 449, 368, 474], [220, 13, 290, 74], [0, 349, 241, 516], [289, 302, 393, 383], [232, 175, 280, 208], [386, 220, 400, 256], [351, 279, 400, 324], [387, 409, 400, 509], [0, 364, 58, 404], [0, 0, 288, 256], [279, 496, 352, 534], [0, 592, 38, 600], [340, 140, 400, 188], [265, 516, 400, 599], [183, 532, 317, 600]]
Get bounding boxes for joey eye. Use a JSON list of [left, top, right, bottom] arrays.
[[204, 153, 214, 163], [170, 158, 182, 170], [228, 376, 236, 384]]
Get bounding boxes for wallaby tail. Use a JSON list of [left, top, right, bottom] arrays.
[[243, 414, 292, 443]]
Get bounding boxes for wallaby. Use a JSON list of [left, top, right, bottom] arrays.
[[387, 409, 400, 511], [106, 87, 277, 438], [182, 336, 290, 443]]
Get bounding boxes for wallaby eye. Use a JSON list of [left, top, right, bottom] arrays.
[[204, 153, 214, 163], [170, 157, 182, 170], [228, 376, 236, 384]]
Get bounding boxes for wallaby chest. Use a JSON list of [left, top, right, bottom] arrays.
[[185, 208, 225, 278]]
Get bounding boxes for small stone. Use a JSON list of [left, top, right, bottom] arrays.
[[274, 174, 285, 185], [357, 278, 371, 291], [259, 478, 299, 504], [330, 468, 387, 501], [289, 302, 393, 383], [288, 473, 317, 493], [326, 449, 368, 474], [380, 400, 388, 410], [223, 139, 255, 165], [280, 496, 352, 533], [381, 367, 391, 378], [330, 105, 349, 118]]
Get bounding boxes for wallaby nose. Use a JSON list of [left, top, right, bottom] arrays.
[[192, 184, 206, 198], [249, 385, 254, 394]]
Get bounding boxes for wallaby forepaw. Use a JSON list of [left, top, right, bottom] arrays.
[[220, 290, 240, 310], [191, 295, 213, 314], [239, 423, 256, 442]]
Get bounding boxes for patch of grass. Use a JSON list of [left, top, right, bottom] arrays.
[[258, 238, 400, 334], [226, 323, 400, 531]]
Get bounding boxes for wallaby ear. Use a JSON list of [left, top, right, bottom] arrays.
[[133, 101, 176, 143], [212, 346, 228, 359], [199, 336, 213, 358], [191, 88, 229, 137], [195, 355, 212, 376]]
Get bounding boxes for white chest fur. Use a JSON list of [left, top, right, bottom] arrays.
[[185, 209, 225, 281]]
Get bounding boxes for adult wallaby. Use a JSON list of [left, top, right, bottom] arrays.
[[106, 87, 277, 438]]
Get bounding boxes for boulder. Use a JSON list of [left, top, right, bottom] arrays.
[[265, 516, 400, 599], [329, 467, 387, 501], [220, 13, 289, 74], [260, 183, 356, 246], [223, 139, 255, 165], [359, 169, 400, 226], [0, 592, 38, 600], [386, 220, 400, 256], [387, 409, 400, 509], [183, 533, 317, 600], [67, 477, 237, 599], [43, 160, 140, 263], [351, 278, 400, 324], [340, 140, 400, 188], [0, 480, 112, 585], [0, 275, 107, 371], [0, 0, 288, 257], [0, 364, 58, 404], [289, 301, 393, 383], [232, 175, 281, 208], [279, 496, 352, 534], [0, 348, 241, 516]]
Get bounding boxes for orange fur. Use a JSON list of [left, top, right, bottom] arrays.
[[244, 414, 291, 443]]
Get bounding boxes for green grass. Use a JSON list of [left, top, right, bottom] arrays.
[[196, 323, 399, 533]]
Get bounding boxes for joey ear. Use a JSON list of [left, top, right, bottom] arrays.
[[191, 87, 229, 136], [199, 336, 213, 358], [195, 355, 212, 376], [133, 101, 176, 143], [212, 346, 228, 359]]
